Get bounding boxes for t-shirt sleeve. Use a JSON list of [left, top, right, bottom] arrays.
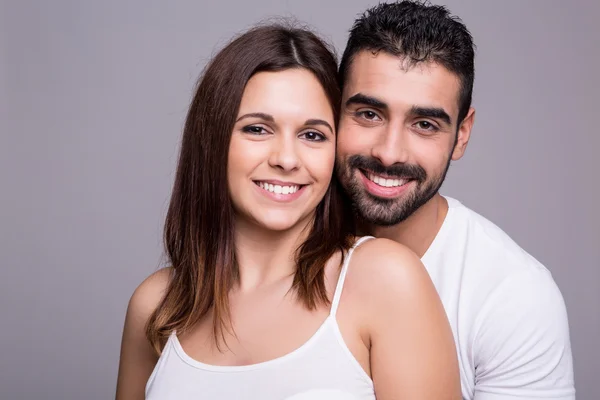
[[472, 269, 575, 400]]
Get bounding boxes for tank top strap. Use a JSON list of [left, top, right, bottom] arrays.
[[330, 236, 375, 317]]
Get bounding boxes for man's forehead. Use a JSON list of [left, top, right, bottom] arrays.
[[343, 51, 461, 115]]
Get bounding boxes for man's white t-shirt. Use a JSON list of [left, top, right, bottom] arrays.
[[421, 196, 575, 399]]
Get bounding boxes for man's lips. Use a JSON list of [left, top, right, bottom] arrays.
[[360, 169, 412, 187], [358, 169, 414, 199]]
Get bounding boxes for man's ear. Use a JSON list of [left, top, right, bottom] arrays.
[[452, 107, 475, 161]]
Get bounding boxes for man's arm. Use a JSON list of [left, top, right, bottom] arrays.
[[472, 269, 575, 400]]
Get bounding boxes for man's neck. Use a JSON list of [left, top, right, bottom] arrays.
[[370, 193, 449, 258]]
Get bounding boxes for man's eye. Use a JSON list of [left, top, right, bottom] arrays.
[[416, 121, 438, 131], [355, 110, 381, 121]]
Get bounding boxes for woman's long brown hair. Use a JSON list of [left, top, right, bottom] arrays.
[[146, 24, 355, 353]]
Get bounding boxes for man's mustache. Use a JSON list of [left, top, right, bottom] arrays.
[[346, 155, 427, 183]]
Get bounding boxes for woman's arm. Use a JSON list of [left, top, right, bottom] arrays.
[[115, 268, 171, 400], [354, 239, 461, 399]]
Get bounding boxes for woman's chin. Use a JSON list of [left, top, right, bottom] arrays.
[[252, 211, 313, 233], [257, 219, 303, 233]]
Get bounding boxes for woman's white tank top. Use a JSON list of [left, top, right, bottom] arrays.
[[145, 236, 376, 400]]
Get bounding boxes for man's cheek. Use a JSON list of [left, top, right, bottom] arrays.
[[339, 141, 364, 156]]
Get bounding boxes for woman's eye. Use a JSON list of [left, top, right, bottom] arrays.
[[242, 125, 268, 135], [300, 131, 326, 142]]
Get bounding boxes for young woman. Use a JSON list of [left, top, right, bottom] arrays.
[[116, 24, 460, 400]]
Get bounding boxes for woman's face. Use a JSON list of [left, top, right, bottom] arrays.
[[228, 68, 336, 232]]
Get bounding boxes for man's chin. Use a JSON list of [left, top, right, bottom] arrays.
[[352, 199, 406, 227], [353, 185, 432, 227], [359, 212, 408, 228]]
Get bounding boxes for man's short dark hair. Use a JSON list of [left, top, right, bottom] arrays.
[[339, 0, 475, 124]]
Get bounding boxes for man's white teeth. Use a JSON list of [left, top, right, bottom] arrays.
[[368, 173, 407, 187], [258, 182, 300, 194]]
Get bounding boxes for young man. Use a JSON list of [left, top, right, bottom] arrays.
[[336, 2, 575, 399]]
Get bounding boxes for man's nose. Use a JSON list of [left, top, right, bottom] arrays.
[[371, 126, 410, 167]]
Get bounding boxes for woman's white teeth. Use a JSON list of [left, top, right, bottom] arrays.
[[368, 173, 406, 187], [258, 182, 299, 194]]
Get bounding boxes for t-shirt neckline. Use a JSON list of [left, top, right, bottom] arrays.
[[421, 195, 460, 263]]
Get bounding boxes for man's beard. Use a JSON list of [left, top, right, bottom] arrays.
[[337, 154, 452, 226]]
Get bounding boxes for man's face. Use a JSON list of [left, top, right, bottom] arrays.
[[337, 51, 474, 226]]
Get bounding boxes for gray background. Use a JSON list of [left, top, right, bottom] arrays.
[[1, 0, 598, 399]]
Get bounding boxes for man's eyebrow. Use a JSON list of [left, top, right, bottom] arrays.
[[235, 112, 274, 123], [345, 93, 388, 110], [304, 119, 333, 133], [409, 106, 452, 125]]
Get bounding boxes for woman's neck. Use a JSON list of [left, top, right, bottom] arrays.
[[233, 215, 314, 292]]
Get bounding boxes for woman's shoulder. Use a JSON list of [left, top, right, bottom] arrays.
[[345, 237, 436, 304], [126, 267, 173, 322], [350, 237, 426, 281], [343, 238, 460, 398], [353, 236, 418, 260]]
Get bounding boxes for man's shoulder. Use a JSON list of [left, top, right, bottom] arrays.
[[431, 196, 559, 320], [443, 195, 549, 277], [439, 198, 574, 398]]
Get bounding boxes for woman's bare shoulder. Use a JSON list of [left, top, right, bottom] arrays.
[[116, 267, 173, 399], [344, 237, 439, 309], [350, 238, 430, 286], [344, 238, 460, 398], [127, 267, 173, 322]]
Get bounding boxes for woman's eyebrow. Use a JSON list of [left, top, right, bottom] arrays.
[[304, 119, 333, 133], [236, 112, 274, 123]]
